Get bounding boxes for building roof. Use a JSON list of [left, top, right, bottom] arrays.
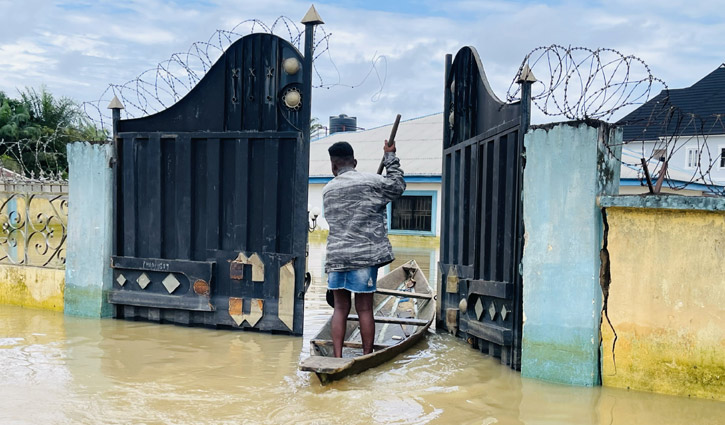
[[309, 113, 443, 177], [618, 64, 725, 141]]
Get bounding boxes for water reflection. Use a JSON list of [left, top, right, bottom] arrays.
[[1, 239, 723, 423]]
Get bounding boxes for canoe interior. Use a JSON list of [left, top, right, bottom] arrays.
[[307, 259, 435, 360]]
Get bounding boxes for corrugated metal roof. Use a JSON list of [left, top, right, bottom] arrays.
[[309, 113, 443, 177]]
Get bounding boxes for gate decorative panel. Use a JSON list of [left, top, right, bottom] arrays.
[[110, 18, 321, 335], [439, 46, 532, 368]]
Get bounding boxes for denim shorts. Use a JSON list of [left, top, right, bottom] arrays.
[[327, 267, 379, 293]]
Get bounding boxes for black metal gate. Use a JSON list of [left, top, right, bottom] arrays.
[[108, 20, 321, 335], [438, 46, 532, 368]]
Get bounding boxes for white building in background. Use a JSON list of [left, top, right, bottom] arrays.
[[308, 113, 443, 237], [310, 68, 725, 234], [618, 64, 725, 196]]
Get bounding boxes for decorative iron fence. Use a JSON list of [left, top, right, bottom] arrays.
[[0, 134, 69, 269], [0, 182, 68, 269]]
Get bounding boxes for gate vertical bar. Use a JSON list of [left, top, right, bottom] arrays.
[[441, 53, 452, 309], [109, 98, 123, 270], [293, 6, 325, 334], [512, 67, 535, 368]]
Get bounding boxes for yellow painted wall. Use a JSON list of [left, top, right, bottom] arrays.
[[0, 264, 65, 311], [602, 207, 725, 401]]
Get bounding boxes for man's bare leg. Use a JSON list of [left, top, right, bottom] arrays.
[[355, 292, 375, 355], [331, 289, 352, 357]]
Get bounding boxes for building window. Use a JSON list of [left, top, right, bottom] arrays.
[[391, 195, 433, 233], [720, 147, 725, 168], [686, 148, 699, 169]]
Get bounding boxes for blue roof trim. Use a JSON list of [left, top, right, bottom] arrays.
[[404, 176, 441, 183], [619, 178, 721, 192], [309, 175, 441, 184]]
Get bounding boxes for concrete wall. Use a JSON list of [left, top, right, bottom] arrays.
[[0, 185, 67, 310], [599, 195, 725, 401], [64, 142, 114, 317], [618, 185, 707, 197], [0, 265, 65, 311], [521, 121, 621, 386]]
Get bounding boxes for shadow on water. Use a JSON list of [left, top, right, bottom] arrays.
[[0, 238, 723, 423]]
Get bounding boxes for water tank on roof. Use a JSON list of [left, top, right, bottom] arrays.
[[329, 114, 357, 134]]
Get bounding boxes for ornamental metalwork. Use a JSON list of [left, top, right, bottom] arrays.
[[0, 182, 68, 269]]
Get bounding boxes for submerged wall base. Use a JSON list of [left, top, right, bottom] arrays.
[[600, 196, 725, 401], [0, 264, 64, 311]]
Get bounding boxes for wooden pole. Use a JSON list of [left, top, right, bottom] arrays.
[[641, 158, 655, 194], [377, 114, 402, 174]]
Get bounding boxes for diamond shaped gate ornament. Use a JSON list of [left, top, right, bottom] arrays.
[[489, 301, 497, 320], [162, 274, 181, 294], [137, 273, 151, 289], [475, 297, 484, 320], [501, 304, 509, 321], [116, 274, 127, 286]]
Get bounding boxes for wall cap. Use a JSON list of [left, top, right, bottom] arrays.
[[529, 118, 616, 132], [599, 194, 725, 212]]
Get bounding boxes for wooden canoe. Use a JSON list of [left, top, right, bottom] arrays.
[[299, 259, 435, 384]]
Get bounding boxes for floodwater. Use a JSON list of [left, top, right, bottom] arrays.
[[1, 240, 723, 424]]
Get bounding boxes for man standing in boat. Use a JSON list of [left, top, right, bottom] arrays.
[[323, 140, 405, 357]]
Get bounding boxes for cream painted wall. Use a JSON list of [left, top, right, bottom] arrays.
[[618, 185, 708, 196], [0, 264, 65, 311], [602, 205, 725, 401]]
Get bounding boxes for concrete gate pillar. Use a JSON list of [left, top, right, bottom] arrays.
[[520, 120, 621, 386], [64, 142, 114, 317]]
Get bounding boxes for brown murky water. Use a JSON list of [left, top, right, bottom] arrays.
[[1, 240, 723, 424]]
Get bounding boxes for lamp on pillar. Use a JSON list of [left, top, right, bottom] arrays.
[[107, 95, 125, 139]]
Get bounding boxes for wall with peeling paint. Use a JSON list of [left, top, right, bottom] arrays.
[[0, 265, 65, 311], [599, 195, 725, 401], [64, 142, 114, 317], [520, 121, 621, 386]]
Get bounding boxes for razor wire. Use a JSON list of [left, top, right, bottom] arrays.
[[507, 45, 724, 196], [81, 16, 387, 131], [506, 45, 668, 120], [0, 129, 69, 183], [82, 17, 308, 129]]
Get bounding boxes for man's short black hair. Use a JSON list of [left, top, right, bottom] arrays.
[[328, 141, 354, 159]]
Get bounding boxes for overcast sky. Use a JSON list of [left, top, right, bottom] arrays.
[[1, 0, 722, 129]]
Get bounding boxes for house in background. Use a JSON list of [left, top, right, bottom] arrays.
[[617, 64, 725, 195], [308, 113, 443, 237], [310, 66, 725, 231]]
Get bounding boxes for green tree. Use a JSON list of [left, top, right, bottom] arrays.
[[0, 92, 39, 141], [0, 87, 107, 178]]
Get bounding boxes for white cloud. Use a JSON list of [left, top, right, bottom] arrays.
[[0, 40, 55, 72], [107, 25, 176, 45], [40, 32, 117, 59], [0, 0, 721, 129]]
